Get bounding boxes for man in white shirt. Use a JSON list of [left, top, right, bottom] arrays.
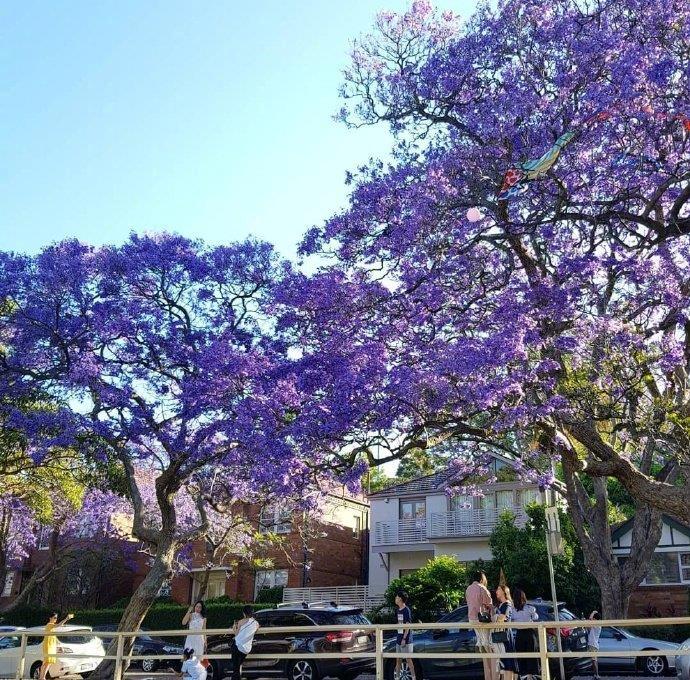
[[231, 605, 260, 680]]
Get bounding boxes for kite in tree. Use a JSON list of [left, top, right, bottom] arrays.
[[497, 132, 576, 201]]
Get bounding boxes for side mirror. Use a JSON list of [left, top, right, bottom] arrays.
[[433, 629, 449, 639], [615, 632, 624, 641]]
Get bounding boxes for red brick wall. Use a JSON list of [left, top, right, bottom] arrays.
[[124, 497, 368, 606], [628, 585, 690, 618]]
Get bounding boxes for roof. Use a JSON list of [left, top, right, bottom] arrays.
[[611, 514, 690, 542], [368, 468, 459, 498], [368, 451, 520, 499]]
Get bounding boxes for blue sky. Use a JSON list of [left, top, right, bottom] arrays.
[[1, 1, 476, 258]]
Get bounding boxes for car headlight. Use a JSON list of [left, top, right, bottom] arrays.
[[679, 640, 690, 651]]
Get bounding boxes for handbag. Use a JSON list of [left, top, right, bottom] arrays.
[[478, 607, 492, 624], [491, 630, 509, 644]]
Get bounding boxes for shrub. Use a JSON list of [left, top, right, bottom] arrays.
[[2, 600, 277, 637], [255, 586, 284, 604], [384, 555, 467, 621]]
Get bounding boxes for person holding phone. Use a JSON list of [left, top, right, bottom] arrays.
[[231, 605, 259, 680], [39, 612, 74, 680]]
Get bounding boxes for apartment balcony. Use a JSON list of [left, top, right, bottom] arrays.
[[427, 507, 528, 539], [372, 507, 528, 546], [373, 517, 427, 546]]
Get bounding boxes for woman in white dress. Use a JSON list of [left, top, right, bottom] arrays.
[[182, 600, 207, 659]]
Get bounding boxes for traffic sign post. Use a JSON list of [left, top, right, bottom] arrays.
[[545, 496, 566, 680]]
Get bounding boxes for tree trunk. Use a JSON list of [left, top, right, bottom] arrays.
[[560, 449, 663, 618], [196, 564, 211, 602], [597, 571, 631, 619], [91, 539, 177, 680]]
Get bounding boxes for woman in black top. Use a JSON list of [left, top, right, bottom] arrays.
[[511, 588, 539, 680], [494, 585, 516, 680]]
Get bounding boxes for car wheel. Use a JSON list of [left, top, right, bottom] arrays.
[[141, 655, 158, 672], [639, 653, 668, 676], [30, 662, 42, 679], [385, 659, 423, 680], [288, 659, 320, 680]]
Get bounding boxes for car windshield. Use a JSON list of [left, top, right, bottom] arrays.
[[439, 607, 468, 623], [537, 606, 577, 621], [58, 634, 99, 645], [329, 613, 371, 625]]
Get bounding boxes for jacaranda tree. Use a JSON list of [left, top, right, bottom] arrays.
[[0, 235, 325, 677], [280, 0, 690, 616]]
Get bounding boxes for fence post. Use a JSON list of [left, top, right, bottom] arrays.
[[375, 627, 384, 679], [15, 632, 27, 680], [114, 633, 124, 680], [537, 625, 551, 680]]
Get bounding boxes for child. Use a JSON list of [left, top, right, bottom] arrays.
[[588, 611, 602, 680], [180, 647, 207, 680]]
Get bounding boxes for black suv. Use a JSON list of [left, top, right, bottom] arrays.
[[383, 600, 591, 680], [92, 625, 184, 673], [206, 604, 375, 680]]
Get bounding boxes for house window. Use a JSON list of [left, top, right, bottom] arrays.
[[496, 491, 514, 509], [479, 494, 496, 510], [255, 569, 288, 599], [516, 489, 540, 507], [259, 505, 292, 534], [400, 500, 426, 521], [679, 553, 690, 582], [451, 495, 473, 510], [38, 525, 52, 550], [2, 572, 14, 598], [645, 552, 681, 584], [353, 515, 361, 538], [399, 569, 418, 578]]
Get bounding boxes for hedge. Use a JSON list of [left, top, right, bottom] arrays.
[[3, 601, 276, 636]]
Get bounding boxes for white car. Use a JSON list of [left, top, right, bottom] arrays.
[[0, 624, 105, 678], [677, 638, 690, 680]]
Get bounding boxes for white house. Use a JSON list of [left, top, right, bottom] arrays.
[[368, 455, 544, 595]]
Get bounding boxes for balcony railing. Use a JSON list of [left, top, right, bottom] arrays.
[[428, 506, 528, 538], [373, 507, 528, 545], [373, 517, 427, 545]]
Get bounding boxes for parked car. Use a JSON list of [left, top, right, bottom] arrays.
[[383, 600, 591, 680], [596, 626, 678, 676], [206, 603, 376, 680], [676, 637, 690, 680], [0, 624, 105, 679], [92, 624, 183, 672]]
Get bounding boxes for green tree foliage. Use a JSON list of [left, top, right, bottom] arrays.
[[384, 555, 467, 621], [486, 505, 600, 616]]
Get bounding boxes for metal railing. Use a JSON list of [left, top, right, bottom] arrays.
[[374, 507, 530, 545], [428, 507, 529, 538], [373, 517, 427, 545], [3, 616, 689, 679], [283, 585, 386, 610]]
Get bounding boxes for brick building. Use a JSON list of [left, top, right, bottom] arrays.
[[137, 487, 370, 606]]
